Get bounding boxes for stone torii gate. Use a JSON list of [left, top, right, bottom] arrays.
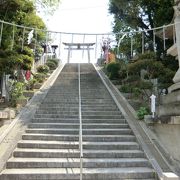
[[63, 42, 95, 63]]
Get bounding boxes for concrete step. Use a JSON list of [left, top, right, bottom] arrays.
[[37, 106, 118, 111], [38, 104, 118, 109], [82, 119, 126, 123], [39, 104, 79, 108], [17, 140, 139, 150], [22, 134, 136, 142], [22, 134, 79, 141], [17, 140, 79, 149], [7, 157, 151, 169], [43, 99, 114, 103], [82, 115, 124, 120], [81, 104, 118, 108], [0, 167, 155, 179], [28, 123, 129, 129], [35, 111, 79, 115], [13, 148, 80, 158], [82, 115, 124, 119], [35, 111, 121, 116], [13, 149, 145, 158], [25, 128, 133, 135], [31, 118, 79, 123], [31, 118, 126, 124], [34, 114, 79, 118], [25, 128, 79, 135]]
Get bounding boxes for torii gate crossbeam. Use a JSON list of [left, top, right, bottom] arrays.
[[63, 42, 95, 63]]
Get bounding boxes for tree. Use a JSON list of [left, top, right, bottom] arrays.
[[0, 0, 46, 49], [109, 0, 174, 57], [32, 0, 61, 15], [0, 0, 46, 78]]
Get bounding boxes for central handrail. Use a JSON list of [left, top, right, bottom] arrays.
[[78, 63, 83, 180]]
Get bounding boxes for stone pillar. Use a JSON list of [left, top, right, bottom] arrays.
[[169, 1, 180, 92]]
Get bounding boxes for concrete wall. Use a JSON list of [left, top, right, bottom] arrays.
[[152, 124, 180, 162]]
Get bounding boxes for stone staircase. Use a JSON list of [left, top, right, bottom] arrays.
[[0, 63, 156, 179]]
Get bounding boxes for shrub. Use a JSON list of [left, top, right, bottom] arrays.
[[106, 62, 120, 80], [125, 75, 140, 83], [132, 87, 142, 98], [26, 79, 37, 90], [34, 73, 46, 83], [138, 52, 156, 60], [137, 107, 150, 120], [119, 84, 133, 93], [10, 82, 25, 107], [47, 58, 59, 66], [37, 65, 49, 74], [46, 61, 57, 70], [138, 81, 153, 90]]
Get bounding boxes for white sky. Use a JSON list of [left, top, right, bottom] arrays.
[[47, 0, 113, 34], [43, 0, 114, 63]]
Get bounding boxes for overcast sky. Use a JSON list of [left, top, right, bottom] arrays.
[[41, 0, 114, 63], [47, 0, 113, 34]]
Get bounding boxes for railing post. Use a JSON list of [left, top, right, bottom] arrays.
[[78, 63, 83, 180]]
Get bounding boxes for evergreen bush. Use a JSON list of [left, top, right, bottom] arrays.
[[37, 65, 49, 74]]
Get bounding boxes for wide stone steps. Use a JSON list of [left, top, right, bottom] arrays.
[[0, 167, 155, 180], [0, 63, 156, 180]]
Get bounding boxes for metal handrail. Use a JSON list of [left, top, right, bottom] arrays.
[[78, 63, 83, 180]]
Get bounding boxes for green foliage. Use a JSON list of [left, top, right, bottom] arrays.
[[132, 87, 142, 98], [0, 47, 33, 76], [109, 0, 174, 57], [138, 52, 157, 60], [161, 55, 178, 72], [106, 62, 120, 80], [26, 79, 37, 90], [119, 84, 133, 93], [20, 54, 33, 70], [137, 107, 150, 120], [126, 75, 140, 83], [46, 59, 58, 70], [46, 61, 56, 70], [32, 0, 61, 15], [34, 73, 46, 83], [158, 68, 175, 89], [19, 46, 34, 57], [10, 81, 25, 107], [37, 65, 49, 74], [0, 0, 47, 77], [138, 81, 153, 90], [128, 59, 165, 79], [47, 58, 59, 66]]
